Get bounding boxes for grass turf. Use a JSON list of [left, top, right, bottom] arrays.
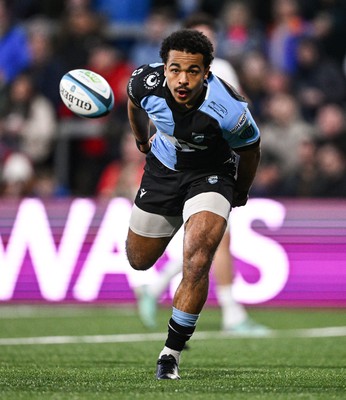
[[0, 306, 345, 399]]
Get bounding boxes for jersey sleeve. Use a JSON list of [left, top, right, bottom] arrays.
[[127, 65, 146, 108], [127, 63, 163, 108], [224, 108, 261, 150]]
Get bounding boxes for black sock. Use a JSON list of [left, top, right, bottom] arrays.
[[165, 318, 196, 352]]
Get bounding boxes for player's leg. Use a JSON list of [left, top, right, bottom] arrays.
[[174, 210, 226, 312], [126, 204, 183, 271], [126, 229, 171, 271], [157, 192, 229, 380], [126, 203, 183, 331]]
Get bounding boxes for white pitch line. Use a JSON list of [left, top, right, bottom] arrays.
[[0, 327, 346, 346]]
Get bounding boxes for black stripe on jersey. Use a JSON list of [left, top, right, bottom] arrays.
[[217, 77, 247, 102]]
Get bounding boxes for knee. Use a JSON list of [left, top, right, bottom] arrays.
[[183, 244, 215, 285], [186, 245, 214, 269], [126, 248, 151, 271], [125, 231, 170, 271], [125, 240, 156, 271]]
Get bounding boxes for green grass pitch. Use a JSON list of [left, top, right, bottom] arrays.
[[0, 305, 345, 399]]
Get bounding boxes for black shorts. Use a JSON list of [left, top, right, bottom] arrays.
[[134, 152, 236, 216]]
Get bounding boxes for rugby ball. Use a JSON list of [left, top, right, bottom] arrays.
[[59, 69, 114, 118]]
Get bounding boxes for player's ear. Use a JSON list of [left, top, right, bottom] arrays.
[[204, 66, 210, 80], [164, 64, 167, 77]]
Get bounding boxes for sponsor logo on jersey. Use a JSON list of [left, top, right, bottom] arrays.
[[127, 77, 134, 99], [229, 111, 247, 134], [143, 72, 160, 90]]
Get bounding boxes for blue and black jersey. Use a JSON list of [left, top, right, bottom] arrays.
[[127, 63, 260, 171]]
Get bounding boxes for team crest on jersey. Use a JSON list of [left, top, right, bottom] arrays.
[[207, 175, 219, 184], [143, 72, 160, 90]]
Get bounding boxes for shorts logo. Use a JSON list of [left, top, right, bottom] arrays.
[[140, 188, 147, 198], [207, 175, 218, 184], [144, 72, 160, 90]]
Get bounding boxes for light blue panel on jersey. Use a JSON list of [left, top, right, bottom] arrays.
[[141, 95, 175, 134], [151, 134, 178, 170], [222, 109, 260, 149], [199, 75, 260, 149], [141, 95, 178, 169]]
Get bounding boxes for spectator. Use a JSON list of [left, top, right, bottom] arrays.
[[129, 7, 175, 67], [97, 127, 145, 199], [31, 167, 69, 198], [0, 0, 31, 87], [237, 51, 269, 122], [93, 0, 152, 25], [56, 6, 105, 71], [267, 0, 312, 74], [311, 1, 346, 65], [0, 72, 57, 169], [10, 0, 64, 20], [265, 67, 292, 97], [200, 0, 227, 18], [293, 37, 346, 121], [314, 103, 346, 151], [313, 143, 346, 197], [26, 17, 67, 111], [280, 137, 319, 197], [250, 150, 283, 198], [259, 92, 316, 176], [217, 0, 265, 69], [0, 152, 34, 198]]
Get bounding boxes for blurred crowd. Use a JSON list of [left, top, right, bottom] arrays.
[[0, 0, 345, 199]]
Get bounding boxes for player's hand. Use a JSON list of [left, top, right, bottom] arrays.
[[233, 191, 249, 207], [136, 139, 151, 154], [135, 134, 155, 154]]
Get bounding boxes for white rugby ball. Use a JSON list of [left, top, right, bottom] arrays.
[[59, 69, 114, 118]]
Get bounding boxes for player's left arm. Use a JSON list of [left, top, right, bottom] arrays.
[[233, 139, 261, 207], [225, 103, 261, 206]]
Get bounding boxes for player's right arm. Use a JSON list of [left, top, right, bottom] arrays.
[[127, 98, 151, 153]]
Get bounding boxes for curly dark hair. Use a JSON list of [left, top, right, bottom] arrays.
[[159, 29, 214, 68]]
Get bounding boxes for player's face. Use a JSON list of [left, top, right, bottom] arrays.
[[164, 50, 210, 108]]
